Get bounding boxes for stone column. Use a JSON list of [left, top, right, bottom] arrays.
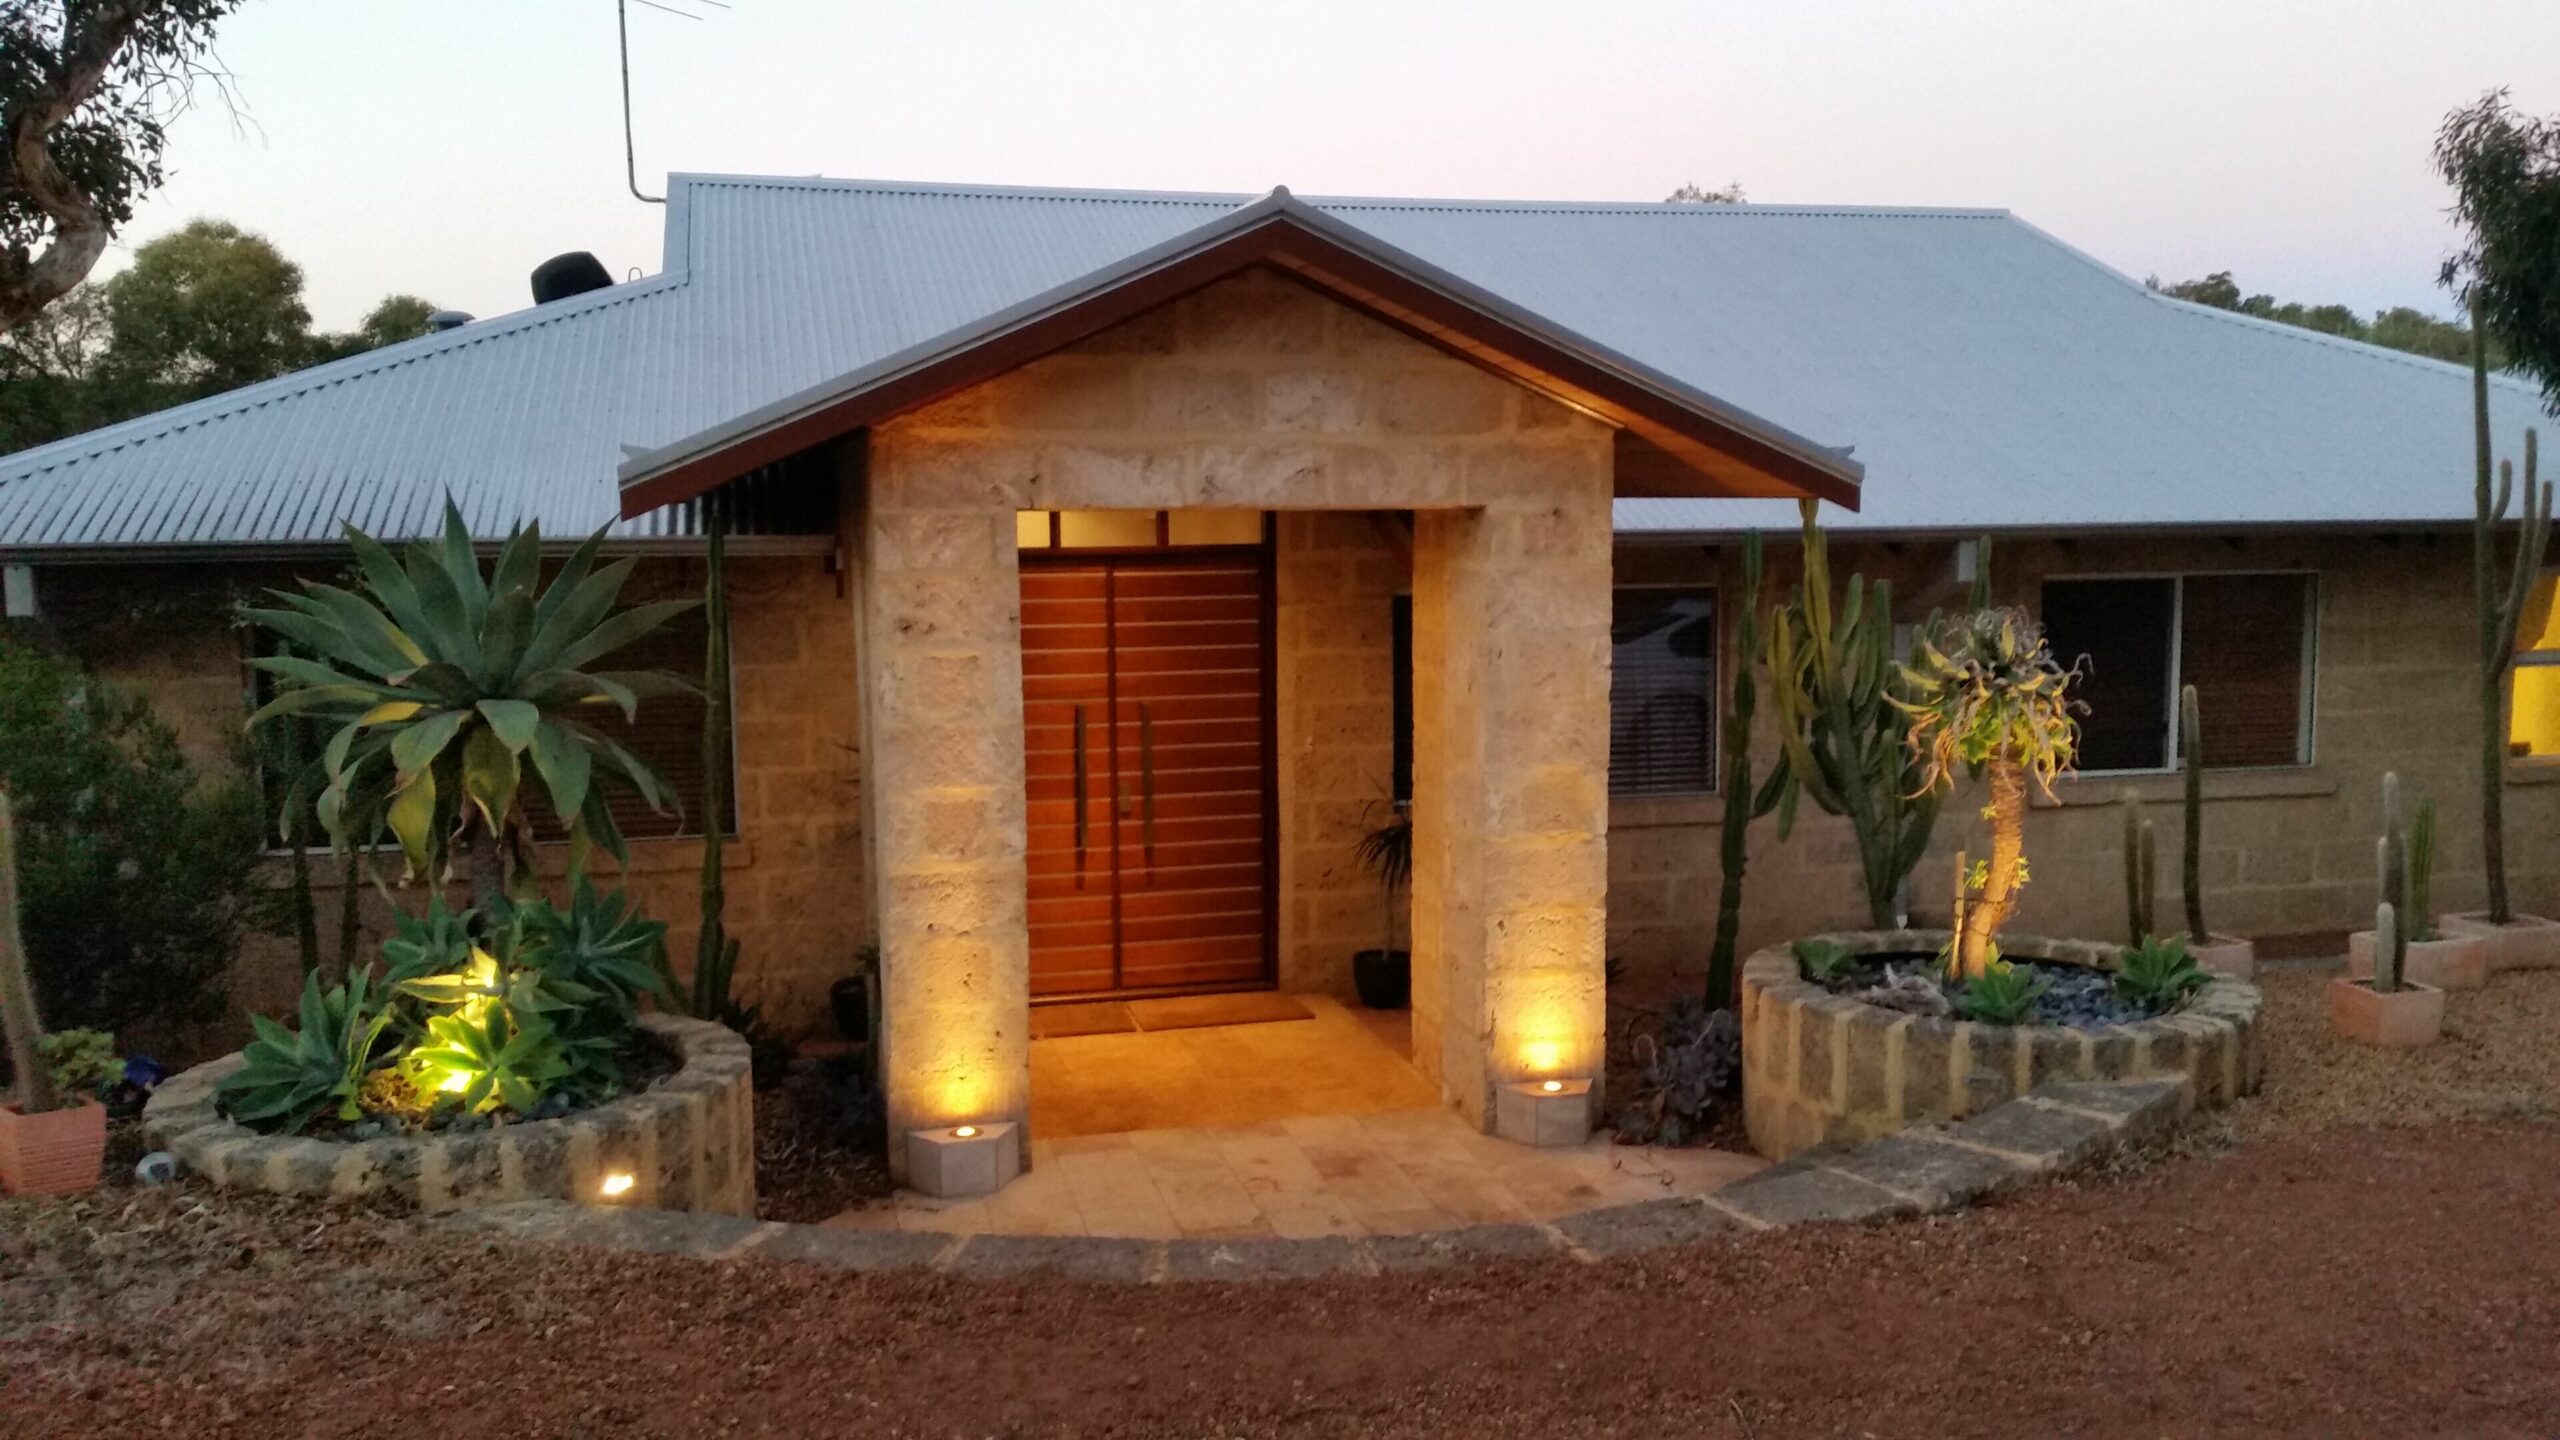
[[857, 462, 1031, 1179], [1410, 464, 1613, 1129]]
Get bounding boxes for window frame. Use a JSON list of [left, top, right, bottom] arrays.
[[1607, 580, 1722, 799], [2040, 567, 2321, 777]]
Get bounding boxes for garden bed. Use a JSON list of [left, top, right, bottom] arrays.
[[1741, 929, 2263, 1160], [140, 1014, 755, 1216]]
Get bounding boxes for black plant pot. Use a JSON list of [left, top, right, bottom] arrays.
[[830, 975, 874, 1042], [1353, 949, 1411, 1010]]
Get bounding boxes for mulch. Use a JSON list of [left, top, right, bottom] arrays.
[[4, 965, 2556, 1437]]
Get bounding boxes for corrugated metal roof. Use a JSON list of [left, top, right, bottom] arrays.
[[0, 174, 2546, 551]]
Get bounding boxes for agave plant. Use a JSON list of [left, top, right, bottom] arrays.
[[1894, 607, 2082, 977], [506, 880, 675, 1027], [243, 501, 697, 905], [217, 969, 398, 1132]]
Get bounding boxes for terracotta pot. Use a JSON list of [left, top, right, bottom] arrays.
[[2187, 933, 2256, 980], [2328, 977, 2444, 1049], [2345, 931, 2491, 991], [2441, 912, 2560, 973], [0, 1099, 107, 1197]]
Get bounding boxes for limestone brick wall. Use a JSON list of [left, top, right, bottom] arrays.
[[27, 553, 867, 1049], [1274, 514, 1404, 997], [866, 267, 1618, 1134], [1609, 530, 2560, 986]]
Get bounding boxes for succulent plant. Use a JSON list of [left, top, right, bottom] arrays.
[[1615, 992, 1741, 1146], [2180, 685, 2210, 943], [2114, 935, 2207, 1011], [2122, 789, 2157, 945], [2470, 316, 2551, 926]]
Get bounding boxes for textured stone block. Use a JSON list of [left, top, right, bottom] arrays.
[[1552, 1198, 1741, 1255], [906, 1121, 1023, 1198], [1162, 1236, 1372, 1281], [1715, 1163, 1916, 1228], [1494, 1079, 1594, 1148], [1945, 1098, 2114, 1172], [1823, 1131, 2028, 1208]]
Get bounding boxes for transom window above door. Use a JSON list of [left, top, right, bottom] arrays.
[[1017, 510, 1267, 550], [2039, 572, 2318, 773]]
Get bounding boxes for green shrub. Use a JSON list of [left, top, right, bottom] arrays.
[[1792, 937, 1861, 987], [34, 1028, 122, 1100], [0, 637, 267, 1036], [2114, 936, 2209, 1011], [1952, 958, 2049, 1025]]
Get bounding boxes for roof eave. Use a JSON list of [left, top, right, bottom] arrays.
[[617, 188, 1861, 518]]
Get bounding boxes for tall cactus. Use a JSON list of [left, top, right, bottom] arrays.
[[2376, 771, 2439, 959], [690, 507, 743, 1020], [0, 791, 62, 1115], [2472, 313, 2552, 925], [1706, 531, 1783, 1005], [2179, 684, 2209, 942], [2121, 790, 2156, 944], [2373, 901, 2404, 994], [1764, 499, 1941, 927]]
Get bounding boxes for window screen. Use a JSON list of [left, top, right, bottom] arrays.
[[2043, 578, 2175, 773], [1609, 588, 1717, 796]]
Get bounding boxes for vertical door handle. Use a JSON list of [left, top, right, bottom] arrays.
[[1072, 704, 1088, 869], [1139, 701, 1156, 866]]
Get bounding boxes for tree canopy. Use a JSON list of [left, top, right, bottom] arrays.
[[2436, 89, 2560, 412], [0, 217, 433, 454], [1666, 181, 1747, 204], [1, 0, 245, 332], [2146, 270, 2491, 368]]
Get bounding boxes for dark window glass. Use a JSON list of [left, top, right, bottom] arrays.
[[2043, 578, 2176, 771], [1610, 588, 1717, 796]]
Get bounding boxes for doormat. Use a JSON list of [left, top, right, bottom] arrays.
[[1029, 1002, 1140, 1040], [1127, 993, 1314, 1032]]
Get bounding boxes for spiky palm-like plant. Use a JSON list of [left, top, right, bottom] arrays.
[[1895, 608, 2082, 978], [243, 501, 697, 907]]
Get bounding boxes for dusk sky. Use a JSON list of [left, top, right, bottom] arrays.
[[109, 0, 2558, 330]]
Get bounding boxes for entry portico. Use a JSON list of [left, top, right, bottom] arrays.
[[619, 190, 1860, 1191]]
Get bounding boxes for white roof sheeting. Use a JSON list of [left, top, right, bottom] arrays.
[[0, 174, 2545, 551]]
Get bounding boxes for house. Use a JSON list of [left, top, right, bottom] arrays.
[[1, 176, 2550, 1194]]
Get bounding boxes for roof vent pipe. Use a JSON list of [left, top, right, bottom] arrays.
[[531, 252, 614, 305], [425, 309, 474, 333]]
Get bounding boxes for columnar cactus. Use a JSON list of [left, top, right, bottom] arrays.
[[2375, 771, 2439, 956], [2121, 790, 2156, 944], [2180, 684, 2209, 943], [2373, 901, 2404, 993], [0, 791, 63, 1114], [1706, 530, 1780, 1006], [2472, 316, 2552, 926], [1764, 500, 1940, 927]]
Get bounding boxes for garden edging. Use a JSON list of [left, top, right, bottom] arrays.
[[142, 1014, 756, 1216], [435, 1075, 2190, 1283], [1743, 930, 2263, 1161]]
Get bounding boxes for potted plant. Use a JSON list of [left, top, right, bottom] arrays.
[[2444, 327, 2560, 969], [1, 792, 117, 1196], [2332, 900, 2445, 1048], [2171, 686, 2256, 977], [2348, 774, 2489, 991], [1351, 800, 1413, 1009]]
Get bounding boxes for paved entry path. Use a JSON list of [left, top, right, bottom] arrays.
[[824, 1108, 1764, 1239], [828, 993, 1760, 1238]]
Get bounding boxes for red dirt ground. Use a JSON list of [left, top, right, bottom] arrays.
[[6, 1120, 2557, 1438]]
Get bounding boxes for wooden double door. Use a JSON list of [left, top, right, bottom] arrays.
[[1020, 551, 1275, 999]]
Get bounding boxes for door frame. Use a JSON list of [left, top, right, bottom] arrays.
[[1018, 526, 1280, 1003]]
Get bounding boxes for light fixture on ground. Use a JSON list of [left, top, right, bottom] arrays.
[[1495, 1075, 1593, 1148], [906, 1120, 1021, 1198], [600, 1171, 636, 1199]]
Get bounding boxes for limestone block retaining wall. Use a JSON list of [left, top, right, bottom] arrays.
[[142, 1015, 756, 1216], [1741, 931, 2263, 1161]]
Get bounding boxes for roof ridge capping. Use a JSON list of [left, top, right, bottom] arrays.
[[668, 171, 2010, 220], [618, 184, 1864, 518]]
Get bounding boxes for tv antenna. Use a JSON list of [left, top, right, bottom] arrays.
[[618, 0, 730, 205]]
